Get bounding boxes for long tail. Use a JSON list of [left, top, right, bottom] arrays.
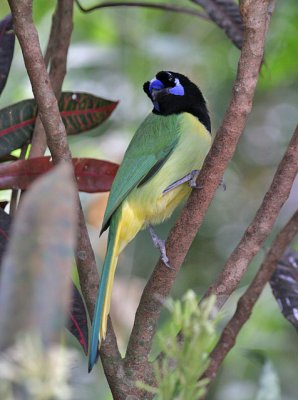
[[88, 215, 121, 372]]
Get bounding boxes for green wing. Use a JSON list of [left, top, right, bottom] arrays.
[[101, 113, 181, 233]]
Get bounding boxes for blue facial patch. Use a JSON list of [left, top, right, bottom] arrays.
[[149, 78, 164, 93], [169, 78, 184, 96]]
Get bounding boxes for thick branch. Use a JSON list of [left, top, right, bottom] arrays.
[[75, 0, 209, 20], [125, 0, 274, 374], [29, 0, 74, 158], [203, 209, 298, 382], [205, 124, 298, 309], [8, 1, 124, 396]]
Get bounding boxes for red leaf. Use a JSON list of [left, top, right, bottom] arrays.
[[0, 157, 119, 193], [67, 285, 89, 355]]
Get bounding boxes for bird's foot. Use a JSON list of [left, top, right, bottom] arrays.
[[148, 225, 173, 269], [219, 178, 227, 191], [163, 169, 202, 194], [189, 169, 203, 190], [162, 170, 226, 194]]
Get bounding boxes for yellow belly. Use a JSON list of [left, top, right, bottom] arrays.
[[118, 113, 211, 251]]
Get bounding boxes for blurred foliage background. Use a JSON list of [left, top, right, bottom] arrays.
[[1, 0, 298, 398]]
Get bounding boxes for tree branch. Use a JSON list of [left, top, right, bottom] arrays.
[[125, 0, 275, 380], [190, 0, 244, 49], [203, 208, 298, 382], [8, 1, 125, 397], [204, 124, 298, 309], [29, 0, 74, 158], [8, 1, 71, 163], [75, 0, 209, 20]]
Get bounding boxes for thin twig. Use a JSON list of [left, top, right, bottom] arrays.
[[203, 209, 298, 382], [75, 0, 209, 20], [29, 0, 74, 158], [9, 143, 28, 216], [8, 2, 125, 398], [125, 0, 274, 386], [204, 124, 298, 310], [191, 0, 244, 49]]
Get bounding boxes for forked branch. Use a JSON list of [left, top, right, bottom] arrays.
[[204, 209, 298, 382], [125, 0, 275, 379], [204, 124, 298, 309]]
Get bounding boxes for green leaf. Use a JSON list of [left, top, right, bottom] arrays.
[[0, 163, 77, 350], [0, 92, 118, 156], [142, 292, 218, 400], [246, 350, 282, 400], [0, 14, 15, 95], [256, 359, 281, 400], [59, 92, 118, 135], [0, 202, 89, 355]]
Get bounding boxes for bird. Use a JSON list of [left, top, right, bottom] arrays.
[[88, 71, 212, 371]]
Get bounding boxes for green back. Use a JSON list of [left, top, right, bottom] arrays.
[[101, 113, 181, 233]]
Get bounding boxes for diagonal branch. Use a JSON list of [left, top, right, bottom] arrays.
[[75, 0, 209, 20], [7, 1, 125, 397], [203, 209, 298, 382], [204, 124, 298, 309], [125, 0, 274, 375]]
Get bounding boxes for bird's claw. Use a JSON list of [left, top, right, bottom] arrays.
[[163, 169, 201, 194], [163, 170, 227, 194], [160, 245, 173, 269], [188, 169, 200, 189], [148, 225, 173, 269], [219, 179, 226, 191]]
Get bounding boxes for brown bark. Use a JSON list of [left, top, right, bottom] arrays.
[[203, 209, 298, 382], [29, 0, 74, 158], [9, 0, 295, 398], [204, 124, 298, 309], [125, 0, 275, 380], [8, 2, 125, 398]]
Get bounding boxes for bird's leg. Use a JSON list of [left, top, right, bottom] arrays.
[[163, 169, 202, 194], [219, 178, 227, 192], [163, 169, 227, 194], [148, 224, 172, 269]]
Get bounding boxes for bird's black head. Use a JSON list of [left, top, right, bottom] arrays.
[[143, 71, 211, 133]]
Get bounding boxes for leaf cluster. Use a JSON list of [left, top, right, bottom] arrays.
[[139, 291, 219, 400]]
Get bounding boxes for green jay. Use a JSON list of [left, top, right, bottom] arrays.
[[88, 71, 211, 371]]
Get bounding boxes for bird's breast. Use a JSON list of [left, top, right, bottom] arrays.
[[124, 112, 211, 228]]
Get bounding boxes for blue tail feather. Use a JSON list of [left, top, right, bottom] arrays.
[[88, 218, 117, 372]]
